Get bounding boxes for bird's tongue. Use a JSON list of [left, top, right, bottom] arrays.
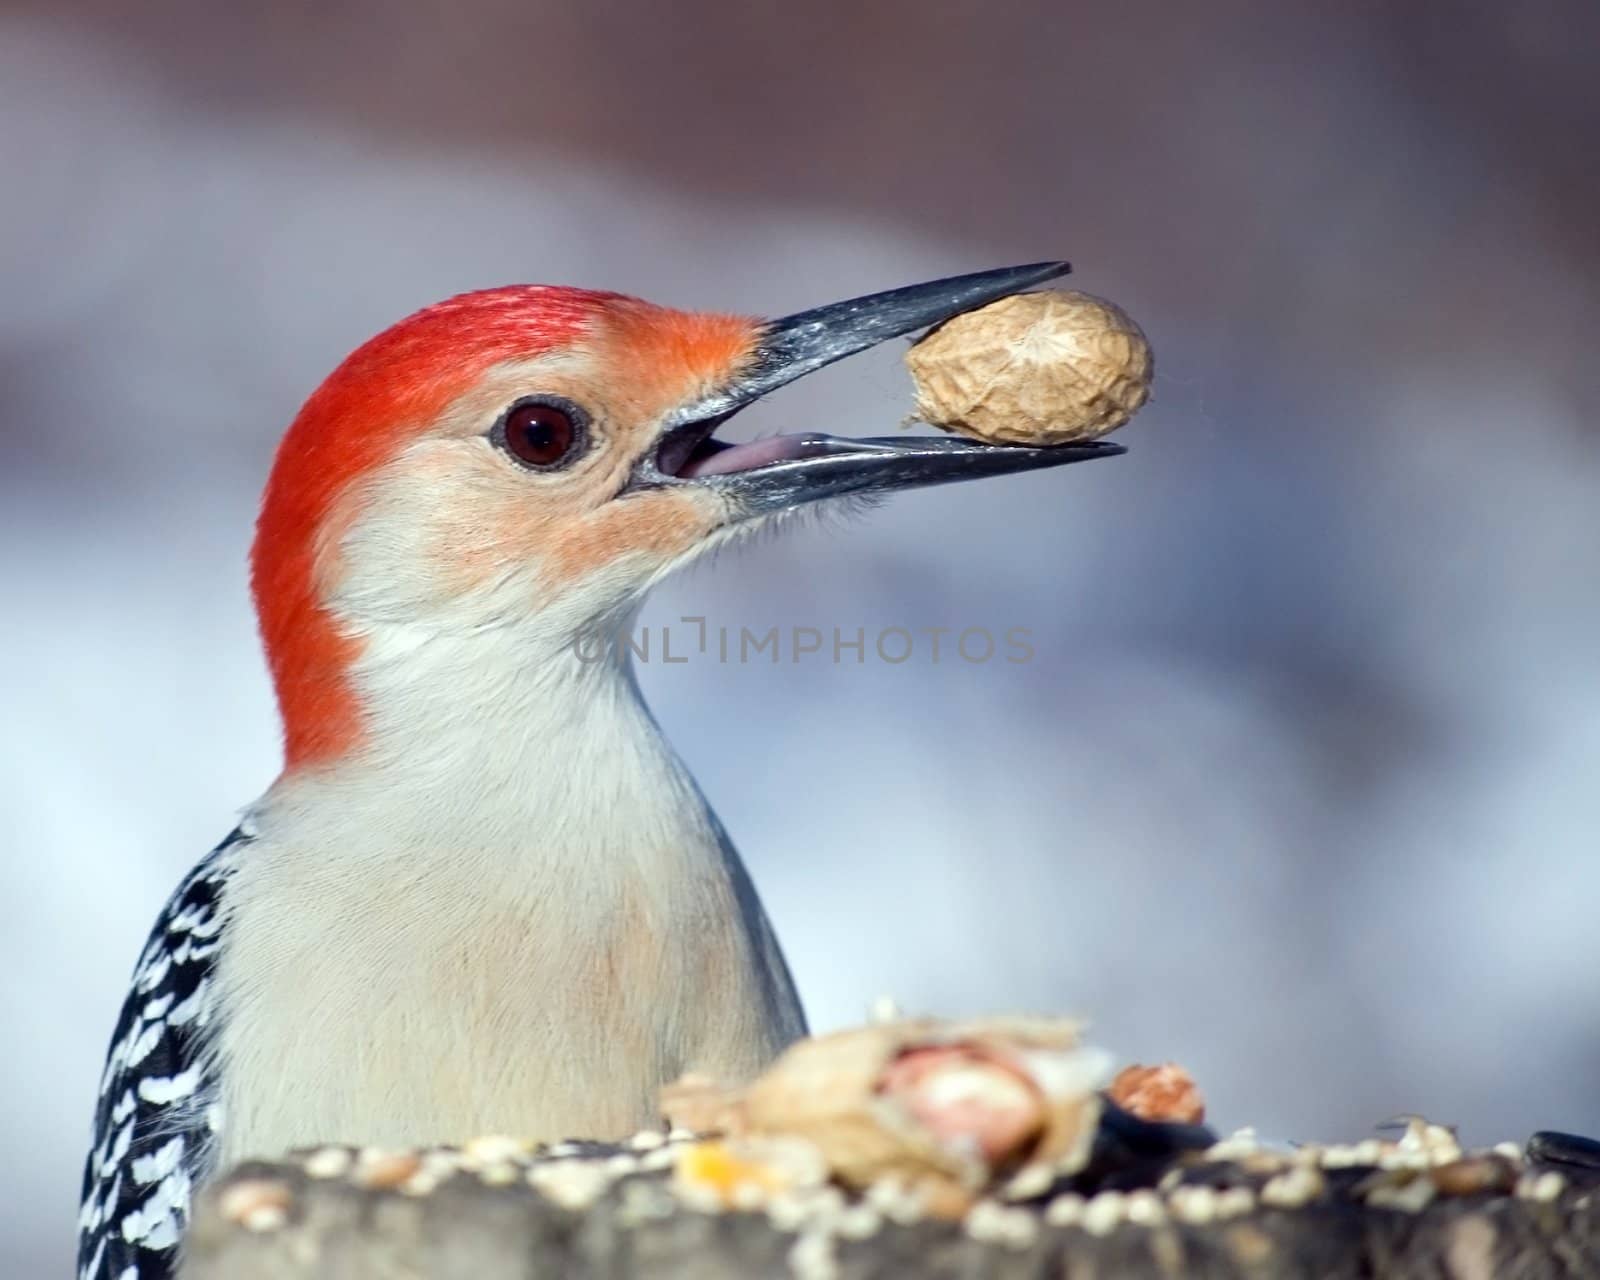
[[677, 433, 830, 478]]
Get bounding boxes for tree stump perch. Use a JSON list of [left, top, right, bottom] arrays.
[[182, 1131, 1600, 1278]]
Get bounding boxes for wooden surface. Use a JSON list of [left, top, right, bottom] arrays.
[[182, 1131, 1600, 1279]]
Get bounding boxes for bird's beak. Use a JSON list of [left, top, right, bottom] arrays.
[[626, 262, 1124, 516]]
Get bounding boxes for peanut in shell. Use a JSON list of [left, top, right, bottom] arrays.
[[906, 290, 1152, 445]]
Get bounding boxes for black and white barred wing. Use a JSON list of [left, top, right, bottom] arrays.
[[77, 829, 247, 1280]]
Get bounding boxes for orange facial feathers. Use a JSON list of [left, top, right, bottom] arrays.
[[250, 285, 758, 771]]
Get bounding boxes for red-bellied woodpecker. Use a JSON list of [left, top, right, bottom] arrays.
[[76, 263, 1121, 1279]]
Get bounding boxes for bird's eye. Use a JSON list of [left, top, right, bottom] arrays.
[[494, 397, 589, 470]]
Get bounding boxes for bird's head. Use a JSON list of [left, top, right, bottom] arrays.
[[251, 264, 1121, 769]]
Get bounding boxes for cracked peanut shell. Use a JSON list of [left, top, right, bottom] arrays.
[[739, 1017, 1110, 1210]]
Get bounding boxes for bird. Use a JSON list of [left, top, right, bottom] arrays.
[[76, 261, 1121, 1279]]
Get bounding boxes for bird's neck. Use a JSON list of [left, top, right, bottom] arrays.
[[222, 616, 803, 1158], [256, 616, 720, 882]]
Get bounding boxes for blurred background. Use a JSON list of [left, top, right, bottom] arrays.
[[4, 0, 1598, 1270]]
